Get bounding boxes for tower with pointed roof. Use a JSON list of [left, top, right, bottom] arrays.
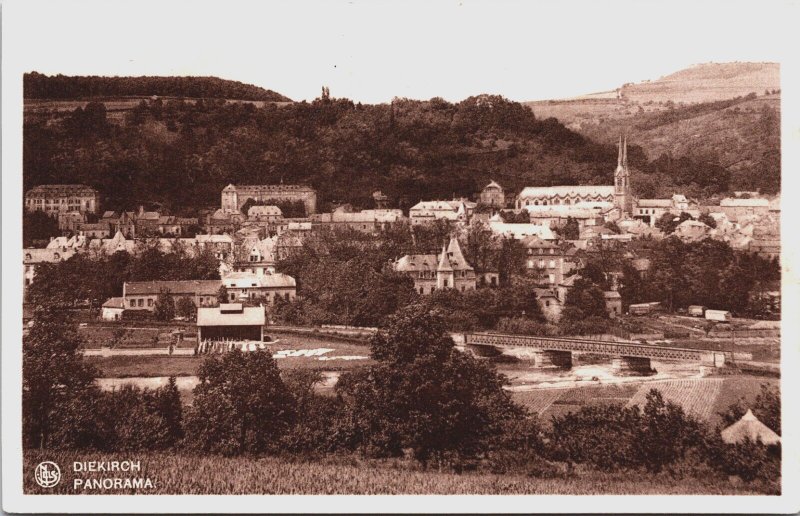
[[436, 243, 454, 289], [614, 136, 632, 216]]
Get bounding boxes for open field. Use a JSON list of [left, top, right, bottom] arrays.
[[23, 450, 774, 495], [510, 375, 777, 428], [88, 332, 372, 378]]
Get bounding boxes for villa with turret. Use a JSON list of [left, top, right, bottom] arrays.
[[393, 237, 477, 295]]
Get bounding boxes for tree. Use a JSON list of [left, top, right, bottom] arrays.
[[185, 350, 295, 455], [562, 277, 608, 321], [175, 296, 197, 321], [217, 285, 229, 305], [337, 304, 523, 465], [153, 289, 175, 321], [718, 383, 780, 435], [23, 304, 98, 449], [23, 210, 60, 247], [697, 212, 717, 229], [560, 216, 580, 240], [635, 389, 703, 472]]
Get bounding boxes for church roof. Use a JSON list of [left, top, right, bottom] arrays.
[[518, 185, 614, 199]]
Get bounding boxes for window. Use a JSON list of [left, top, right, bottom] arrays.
[[420, 287, 424, 294], [548, 274, 555, 284], [147, 299, 153, 307], [137, 299, 144, 307], [230, 293, 236, 301], [538, 260, 545, 268], [130, 299, 136, 307], [545, 301, 550, 307], [549, 260, 555, 268], [285, 293, 290, 301]]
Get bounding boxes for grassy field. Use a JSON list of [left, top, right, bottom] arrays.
[[88, 332, 373, 378], [511, 376, 777, 428], [23, 450, 772, 495]]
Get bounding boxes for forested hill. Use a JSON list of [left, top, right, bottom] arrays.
[[24, 93, 735, 215], [24, 72, 291, 102]]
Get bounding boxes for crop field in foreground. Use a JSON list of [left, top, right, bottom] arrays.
[[23, 451, 773, 495], [626, 378, 724, 421]]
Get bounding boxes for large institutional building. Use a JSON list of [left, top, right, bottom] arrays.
[[221, 184, 317, 215], [515, 136, 632, 217], [25, 184, 100, 216]]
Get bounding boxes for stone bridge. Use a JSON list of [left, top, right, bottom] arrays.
[[463, 332, 726, 374]]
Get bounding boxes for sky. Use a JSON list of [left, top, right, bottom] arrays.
[[3, 0, 795, 103]]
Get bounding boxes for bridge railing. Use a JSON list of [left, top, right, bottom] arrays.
[[464, 332, 710, 361]]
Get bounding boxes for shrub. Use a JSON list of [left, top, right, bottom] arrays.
[[184, 350, 295, 455]]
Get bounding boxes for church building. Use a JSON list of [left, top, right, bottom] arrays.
[[515, 136, 632, 218]]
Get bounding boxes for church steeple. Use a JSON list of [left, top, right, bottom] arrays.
[[614, 134, 632, 217]]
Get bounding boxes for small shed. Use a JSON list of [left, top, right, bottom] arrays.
[[101, 297, 125, 321], [720, 409, 780, 445], [196, 303, 265, 342]]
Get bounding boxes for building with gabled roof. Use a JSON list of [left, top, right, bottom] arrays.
[[394, 237, 476, 295], [123, 279, 222, 312], [25, 184, 100, 215]]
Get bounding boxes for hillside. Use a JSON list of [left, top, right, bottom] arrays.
[[24, 72, 292, 102], [525, 63, 781, 194], [620, 62, 779, 105]]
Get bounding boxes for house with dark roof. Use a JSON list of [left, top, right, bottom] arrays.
[[123, 280, 222, 312]]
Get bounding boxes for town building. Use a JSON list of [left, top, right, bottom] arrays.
[[25, 184, 100, 216], [197, 303, 266, 343], [101, 211, 137, 238], [76, 222, 111, 239], [523, 204, 606, 232], [221, 184, 318, 215], [479, 180, 505, 207], [23, 247, 77, 297], [122, 280, 222, 311], [716, 196, 771, 221], [634, 194, 697, 226], [673, 219, 712, 242], [231, 236, 277, 276], [408, 199, 475, 226], [221, 272, 297, 304], [247, 205, 283, 223], [516, 185, 615, 209], [488, 214, 556, 240], [310, 206, 405, 233], [394, 237, 477, 295], [101, 297, 125, 321], [522, 236, 576, 286], [87, 231, 137, 256], [58, 211, 87, 232]]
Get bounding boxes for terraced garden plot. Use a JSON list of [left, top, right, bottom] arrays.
[[626, 378, 723, 421], [511, 389, 566, 415]]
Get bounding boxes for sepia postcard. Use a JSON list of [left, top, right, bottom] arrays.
[[2, 0, 799, 513]]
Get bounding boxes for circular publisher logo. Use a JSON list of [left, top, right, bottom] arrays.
[[34, 461, 61, 488]]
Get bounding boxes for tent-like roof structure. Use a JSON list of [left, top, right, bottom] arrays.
[[720, 409, 780, 445]]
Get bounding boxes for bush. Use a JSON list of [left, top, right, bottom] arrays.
[[184, 350, 295, 455], [704, 433, 780, 482]]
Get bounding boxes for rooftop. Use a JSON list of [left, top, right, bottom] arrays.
[[124, 280, 222, 296], [518, 185, 614, 198], [197, 305, 266, 327]]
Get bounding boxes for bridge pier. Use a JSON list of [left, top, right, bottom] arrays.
[[612, 356, 656, 376], [533, 350, 573, 369]]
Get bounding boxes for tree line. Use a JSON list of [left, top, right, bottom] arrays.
[[24, 72, 290, 101], [24, 91, 750, 216], [23, 303, 780, 488]]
